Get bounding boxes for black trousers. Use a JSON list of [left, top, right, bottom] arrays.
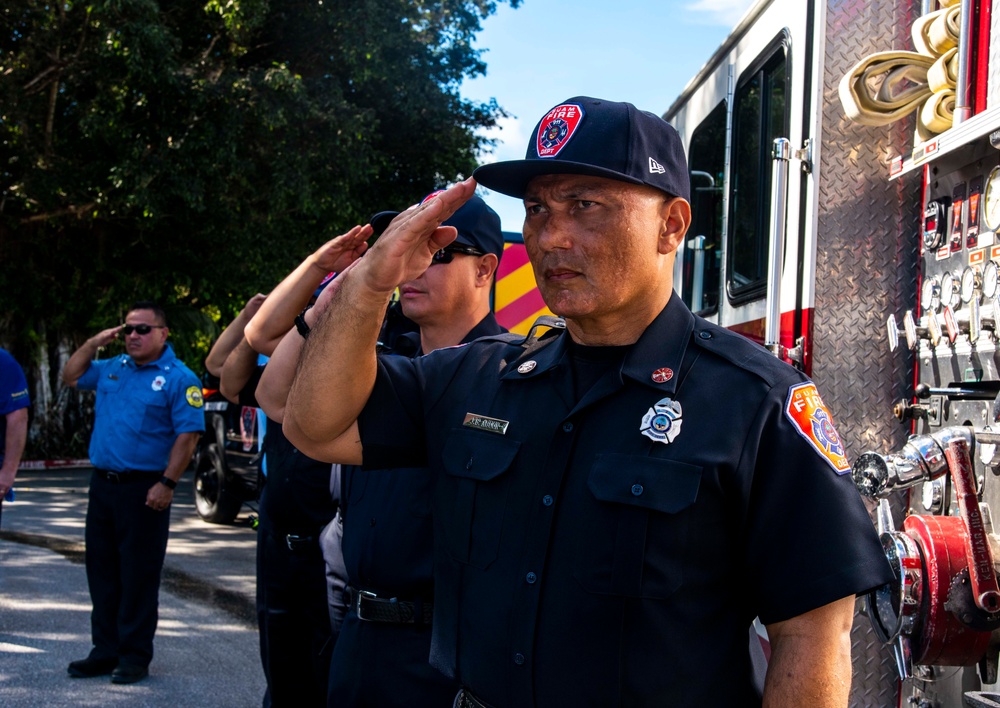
[[257, 523, 334, 707], [85, 471, 170, 668], [327, 610, 459, 707]]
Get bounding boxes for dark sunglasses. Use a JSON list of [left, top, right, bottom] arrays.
[[121, 324, 165, 335], [431, 245, 485, 265]]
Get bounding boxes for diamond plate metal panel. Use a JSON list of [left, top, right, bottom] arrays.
[[815, 1, 922, 706]]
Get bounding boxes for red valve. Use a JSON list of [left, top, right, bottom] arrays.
[[944, 438, 1000, 614]]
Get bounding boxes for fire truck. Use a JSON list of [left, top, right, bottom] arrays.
[[661, 0, 1000, 705]]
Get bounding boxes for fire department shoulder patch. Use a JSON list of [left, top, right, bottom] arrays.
[[185, 385, 204, 409], [784, 382, 849, 474], [536, 103, 585, 158]]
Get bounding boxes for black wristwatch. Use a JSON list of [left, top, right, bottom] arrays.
[[295, 307, 312, 339], [159, 476, 177, 490]]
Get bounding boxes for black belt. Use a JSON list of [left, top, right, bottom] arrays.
[[344, 586, 433, 624], [94, 468, 160, 484], [284, 533, 319, 553], [454, 689, 493, 708]]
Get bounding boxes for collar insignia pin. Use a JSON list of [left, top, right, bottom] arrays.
[[517, 360, 537, 374], [651, 367, 673, 384]]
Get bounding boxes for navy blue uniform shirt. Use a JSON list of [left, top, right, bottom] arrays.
[[76, 343, 204, 472], [357, 294, 893, 707], [344, 313, 503, 598]]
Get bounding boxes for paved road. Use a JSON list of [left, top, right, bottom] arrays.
[[0, 468, 265, 707]]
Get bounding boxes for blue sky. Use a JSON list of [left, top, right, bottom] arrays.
[[461, 0, 756, 232]]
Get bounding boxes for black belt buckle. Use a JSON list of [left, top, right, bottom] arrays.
[[356, 589, 386, 622], [454, 689, 491, 708], [104, 470, 126, 484], [285, 533, 314, 552]]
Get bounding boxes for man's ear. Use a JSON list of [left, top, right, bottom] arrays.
[[476, 254, 499, 286], [658, 197, 691, 256]]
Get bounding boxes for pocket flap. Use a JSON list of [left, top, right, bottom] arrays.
[[588, 454, 701, 514], [442, 429, 521, 482]]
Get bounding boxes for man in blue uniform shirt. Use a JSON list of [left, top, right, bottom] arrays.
[[282, 97, 894, 706], [62, 301, 204, 685], [0, 347, 30, 526]]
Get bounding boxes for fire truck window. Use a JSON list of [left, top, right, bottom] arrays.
[[728, 50, 788, 303], [683, 101, 726, 315]]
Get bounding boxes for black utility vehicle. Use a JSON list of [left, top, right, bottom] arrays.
[[190, 373, 261, 524]]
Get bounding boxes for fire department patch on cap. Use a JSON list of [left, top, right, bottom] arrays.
[[185, 386, 204, 409], [536, 103, 585, 158], [784, 382, 849, 474]]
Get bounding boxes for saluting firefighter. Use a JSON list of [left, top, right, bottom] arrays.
[[281, 96, 893, 707], [62, 301, 204, 685]]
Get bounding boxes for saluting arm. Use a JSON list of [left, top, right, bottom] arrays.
[[283, 179, 477, 454], [62, 326, 122, 387], [244, 226, 370, 357]]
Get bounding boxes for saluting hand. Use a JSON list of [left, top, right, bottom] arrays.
[[89, 325, 124, 349], [353, 179, 477, 295], [313, 224, 372, 275]]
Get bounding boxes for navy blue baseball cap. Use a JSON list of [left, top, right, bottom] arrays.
[[473, 96, 690, 202], [370, 194, 504, 262]]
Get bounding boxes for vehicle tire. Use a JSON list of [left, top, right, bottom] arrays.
[[193, 444, 243, 524]]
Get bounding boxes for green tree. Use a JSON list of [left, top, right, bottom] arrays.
[[0, 0, 517, 456]]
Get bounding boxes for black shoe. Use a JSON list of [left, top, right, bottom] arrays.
[[110, 664, 148, 684], [67, 657, 118, 678]]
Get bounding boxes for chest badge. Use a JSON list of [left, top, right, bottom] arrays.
[[151, 375, 166, 391], [640, 397, 683, 444], [651, 367, 673, 384], [463, 413, 510, 435]]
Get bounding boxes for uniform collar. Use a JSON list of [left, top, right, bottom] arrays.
[[395, 312, 506, 357], [503, 293, 693, 396], [125, 342, 178, 370], [620, 292, 693, 396]]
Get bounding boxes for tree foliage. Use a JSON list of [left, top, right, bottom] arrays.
[[0, 0, 517, 456], [1, 0, 515, 367]]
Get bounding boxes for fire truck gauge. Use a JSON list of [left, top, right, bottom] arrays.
[[984, 260, 999, 300], [940, 271, 960, 310], [984, 165, 1000, 232], [961, 266, 980, 304], [922, 276, 940, 313], [923, 200, 946, 250]]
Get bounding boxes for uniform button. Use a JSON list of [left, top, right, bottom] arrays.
[[631, 484, 644, 496], [526, 572, 537, 584], [699, 331, 712, 340], [370, 518, 377, 527], [514, 653, 525, 666], [562, 421, 574, 433], [542, 495, 554, 507]]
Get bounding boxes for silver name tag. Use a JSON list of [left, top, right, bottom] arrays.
[[463, 413, 509, 435]]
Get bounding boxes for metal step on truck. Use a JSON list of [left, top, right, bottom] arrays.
[[663, 0, 1000, 705]]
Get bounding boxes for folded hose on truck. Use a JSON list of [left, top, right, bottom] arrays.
[[918, 89, 957, 142], [928, 47, 959, 93], [911, 6, 961, 57], [839, 51, 934, 126]]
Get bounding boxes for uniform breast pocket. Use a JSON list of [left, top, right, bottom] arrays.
[[575, 454, 702, 600], [439, 430, 521, 570], [137, 390, 171, 434]]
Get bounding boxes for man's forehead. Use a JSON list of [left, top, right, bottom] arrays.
[[523, 173, 625, 199], [523, 173, 665, 203], [125, 309, 161, 323]]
